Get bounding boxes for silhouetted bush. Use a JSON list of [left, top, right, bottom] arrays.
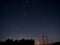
[[0, 39, 35, 45], [53, 42, 60, 45]]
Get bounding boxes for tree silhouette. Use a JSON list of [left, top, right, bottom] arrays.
[[0, 39, 35, 45]]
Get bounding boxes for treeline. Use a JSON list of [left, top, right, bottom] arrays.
[[0, 39, 35, 45], [52, 42, 60, 45]]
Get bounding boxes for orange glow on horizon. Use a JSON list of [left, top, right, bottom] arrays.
[[35, 41, 41, 45]]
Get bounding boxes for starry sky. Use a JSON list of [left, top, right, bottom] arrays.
[[0, 0, 60, 43]]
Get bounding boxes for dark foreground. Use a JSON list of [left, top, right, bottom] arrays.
[[0, 39, 35, 45], [0, 39, 60, 45]]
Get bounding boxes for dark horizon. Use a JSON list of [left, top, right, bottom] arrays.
[[0, 38, 60, 45]]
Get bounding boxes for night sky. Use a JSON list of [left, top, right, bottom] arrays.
[[0, 0, 60, 43]]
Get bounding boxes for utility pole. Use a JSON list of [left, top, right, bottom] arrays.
[[45, 33, 49, 45], [42, 34, 45, 45]]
